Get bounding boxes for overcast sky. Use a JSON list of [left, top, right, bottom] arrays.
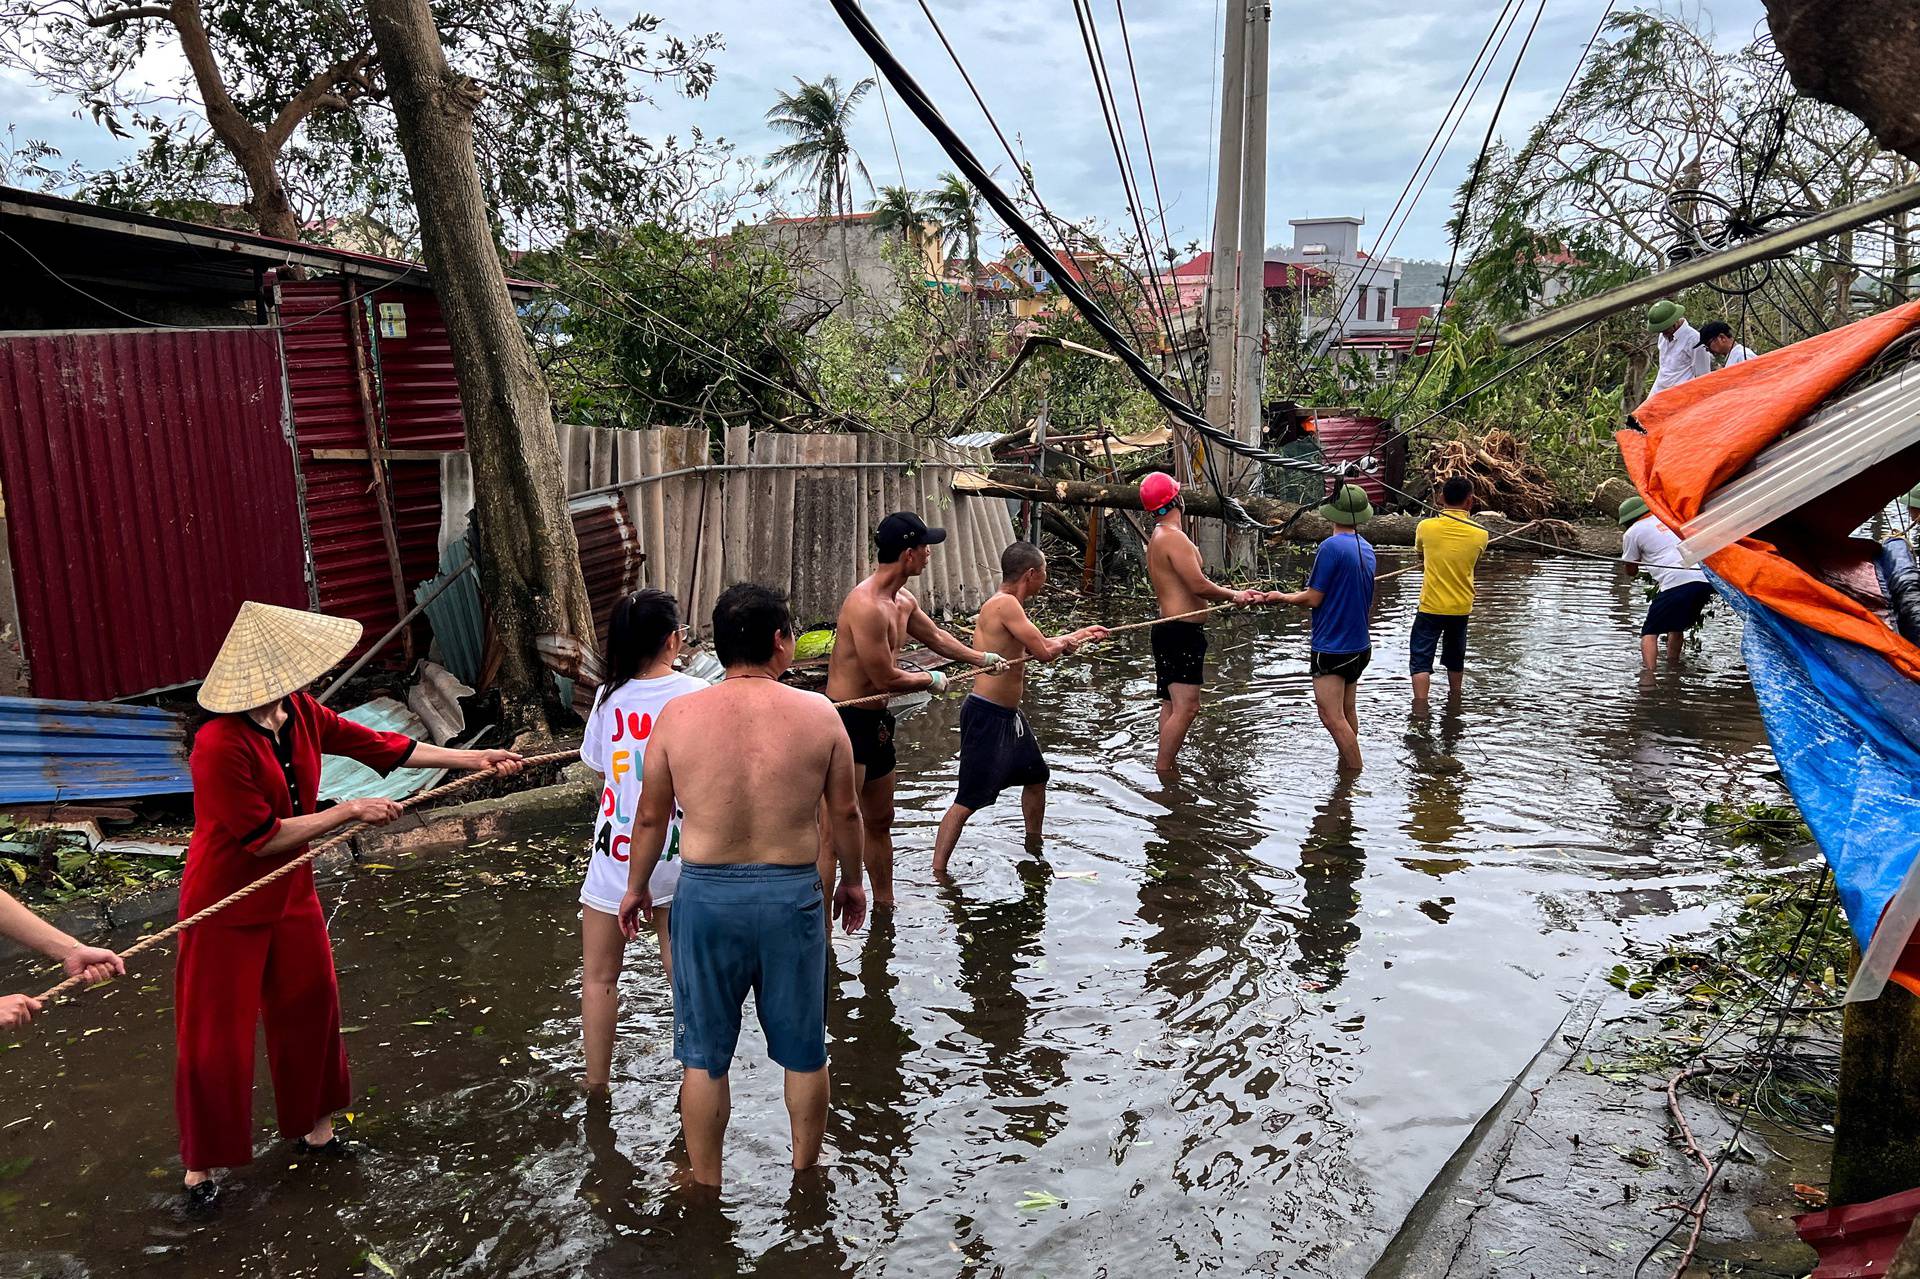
[[4, 0, 1771, 262]]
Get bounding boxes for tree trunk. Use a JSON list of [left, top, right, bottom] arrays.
[[365, 0, 595, 738], [968, 470, 1580, 553], [1832, 975, 1920, 1205]]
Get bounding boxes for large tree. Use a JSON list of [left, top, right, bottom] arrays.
[[0, 0, 718, 240], [926, 170, 984, 272], [363, 0, 594, 736]]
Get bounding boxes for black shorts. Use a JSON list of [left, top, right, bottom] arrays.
[[954, 695, 1049, 810], [1409, 612, 1470, 674], [837, 706, 896, 780], [1643, 580, 1712, 636], [1151, 620, 1208, 699], [1309, 648, 1371, 683]]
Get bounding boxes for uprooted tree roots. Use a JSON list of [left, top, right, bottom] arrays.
[[1428, 431, 1561, 521]]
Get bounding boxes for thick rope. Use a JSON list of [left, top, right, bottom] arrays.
[[32, 749, 578, 1008], [832, 519, 1551, 708]]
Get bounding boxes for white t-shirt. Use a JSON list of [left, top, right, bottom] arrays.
[[1621, 515, 1707, 593], [1650, 321, 1712, 395], [579, 672, 706, 914], [1722, 343, 1756, 366]]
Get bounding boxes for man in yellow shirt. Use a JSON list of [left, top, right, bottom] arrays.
[[1410, 476, 1489, 706]]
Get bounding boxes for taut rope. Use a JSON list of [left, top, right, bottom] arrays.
[[33, 750, 579, 1008]]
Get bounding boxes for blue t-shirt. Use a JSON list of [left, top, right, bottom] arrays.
[[1306, 531, 1376, 654]]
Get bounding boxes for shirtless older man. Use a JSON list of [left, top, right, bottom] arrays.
[[1141, 473, 1264, 774], [931, 542, 1107, 876], [822, 511, 1003, 910], [619, 583, 866, 1187]]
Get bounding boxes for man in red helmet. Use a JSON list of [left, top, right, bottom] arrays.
[[1141, 472, 1263, 774]]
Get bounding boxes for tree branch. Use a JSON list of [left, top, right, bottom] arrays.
[[85, 4, 169, 25], [264, 47, 376, 149]]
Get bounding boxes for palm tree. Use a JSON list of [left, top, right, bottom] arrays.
[[868, 184, 924, 241], [765, 75, 875, 217], [926, 171, 983, 272]]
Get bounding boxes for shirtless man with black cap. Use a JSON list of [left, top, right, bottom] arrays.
[[823, 511, 1004, 911]]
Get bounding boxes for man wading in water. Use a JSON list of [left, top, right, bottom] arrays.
[[618, 584, 866, 1187], [823, 512, 1004, 912], [1141, 472, 1265, 775], [930, 542, 1107, 876]]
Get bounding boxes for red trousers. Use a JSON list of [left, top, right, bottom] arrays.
[[173, 892, 350, 1170]]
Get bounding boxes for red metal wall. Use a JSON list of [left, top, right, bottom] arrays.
[[277, 281, 463, 650], [0, 329, 308, 700], [1311, 414, 1390, 506]]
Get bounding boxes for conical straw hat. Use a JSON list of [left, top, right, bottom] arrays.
[[197, 602, 363, 713]]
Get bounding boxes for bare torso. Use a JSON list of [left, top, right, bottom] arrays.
[[1147, 523, 1208, 618], [968, 593, 1029, 707], [657, 680, 846, 866], [824, 574, 915, 702]]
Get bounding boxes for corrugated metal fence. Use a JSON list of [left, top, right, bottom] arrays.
[[441, 426, 1015, 640], [0, 328, 308, 700]]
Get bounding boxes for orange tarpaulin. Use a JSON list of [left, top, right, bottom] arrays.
[[1619, 298, 1920, 683]]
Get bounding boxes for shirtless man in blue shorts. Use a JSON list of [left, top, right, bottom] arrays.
[[619, 584, 867, 1187]]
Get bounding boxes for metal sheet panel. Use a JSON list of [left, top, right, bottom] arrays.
[[0, 328, 307, 700], [277, 281, 461, 651], [1312, 414, 1389, 505], [316, 696, 448, 803], [0, 696, 189, 803]]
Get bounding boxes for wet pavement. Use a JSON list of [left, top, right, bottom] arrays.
[[0, 553, 1793, 1276]]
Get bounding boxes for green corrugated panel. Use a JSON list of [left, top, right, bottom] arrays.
[[418, 537, 484, 688], [316, 696, 450, 803]]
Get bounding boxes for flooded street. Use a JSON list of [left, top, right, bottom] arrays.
[[0, 553, 1791, 1277]]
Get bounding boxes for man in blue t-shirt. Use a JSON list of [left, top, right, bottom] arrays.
[[1271, 484, 1377, 771]]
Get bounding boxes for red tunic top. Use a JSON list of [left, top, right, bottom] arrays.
[[181, 692, 416, 926]]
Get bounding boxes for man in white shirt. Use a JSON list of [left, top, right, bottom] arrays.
[[1698, 320, 1755, 368], [1645, 300, 1710, 399], [1619, 495, 1712, 669]]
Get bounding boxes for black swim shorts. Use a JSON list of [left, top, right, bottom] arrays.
[[1643, 580, 1712, 636], [1309, 648, 1372, 684], [1151, 620, 1208, 699], [837, 705, 896, 780], [954, 694, 1049, 811]]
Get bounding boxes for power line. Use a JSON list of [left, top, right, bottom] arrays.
[[830, 0, 1337, 490]]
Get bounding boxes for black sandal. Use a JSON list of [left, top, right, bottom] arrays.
[[183, 1180, 220, 1214], [292, 1135, 358, 1161]]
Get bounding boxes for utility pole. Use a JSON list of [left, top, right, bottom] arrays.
[[1200, 0, 1248, 565], [1228, 0, 1270, 566], [1201, 4, 1247, 456]]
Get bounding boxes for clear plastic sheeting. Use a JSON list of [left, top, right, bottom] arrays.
[[1678, 366, 1920, 565]]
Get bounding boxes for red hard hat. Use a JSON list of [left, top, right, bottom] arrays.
[[1139, 472, 1181, 512]]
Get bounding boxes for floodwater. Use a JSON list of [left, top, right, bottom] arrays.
[[0, 553, 1793, 1277]]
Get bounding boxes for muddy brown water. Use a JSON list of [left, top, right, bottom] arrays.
[[0, 555, 1792, 1277]]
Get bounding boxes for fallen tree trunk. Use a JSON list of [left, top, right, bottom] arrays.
[[964, 470, 1581, 552]]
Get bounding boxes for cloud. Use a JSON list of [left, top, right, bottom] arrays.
[[11, 0, 1769, 262]]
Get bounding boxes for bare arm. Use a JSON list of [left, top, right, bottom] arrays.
[[822, 718, 867, 933], [849, 598, 943, 694], [254, 800, 401, 857], [1172, 537, 1256, 605], [906, 599, 993, 666], [618, 720, 677, 939], [0, 890, 124, 1009], [0, 890, 86, 965], [407, 744, 526, 775], [1003, 607, 1105, 662], [1273, 587, 1326, 609]]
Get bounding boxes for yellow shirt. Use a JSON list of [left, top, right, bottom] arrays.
[[1414, 513, 1489, 615]]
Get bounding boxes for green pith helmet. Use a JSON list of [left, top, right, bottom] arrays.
[[1907, 482, 1920, 510], [1619, 494, 1650, 527], [1646, 300, 1682, 331], [1320, 483, 1374, 527]]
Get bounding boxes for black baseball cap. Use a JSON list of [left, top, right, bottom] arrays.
[[875, 511, 948, 562], [1697, 320, 1733, 345]]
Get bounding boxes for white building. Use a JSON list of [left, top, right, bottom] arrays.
[[1269, 215, 1407, 346]]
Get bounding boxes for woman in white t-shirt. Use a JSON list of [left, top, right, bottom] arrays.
[[578, 589, 707, 1095]]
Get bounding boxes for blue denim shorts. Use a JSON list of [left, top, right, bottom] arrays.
[[669, 862, 827, 1077]]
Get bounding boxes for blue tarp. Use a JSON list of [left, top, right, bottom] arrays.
[[1719, 579, 1920, 972]]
